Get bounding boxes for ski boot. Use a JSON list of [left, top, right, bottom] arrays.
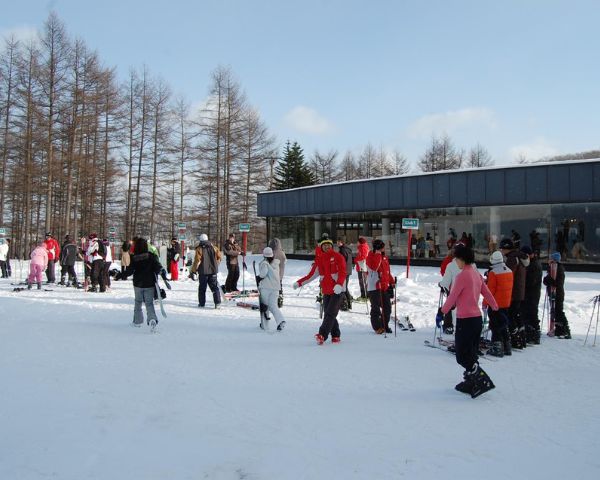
[[487, 341, 504, 358], [27, 282, 32, 290], [502, 330, 512, 356], [332, 336, 341, 343], [315, 333, 325, 345], [468, 364, 495, 398], [276, 321, 286, 331], [455, 371, 474, 395], [59, 277, 66, 286], [37, 282, 42, 290]]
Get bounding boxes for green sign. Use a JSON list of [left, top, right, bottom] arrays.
[[0, 227, 5, 235], [178, 234, 187, 241], [108, 226, 117, 234], [402, 218, 419, 230], [177, 222, 186, 229], [239, 223, 251, 232]]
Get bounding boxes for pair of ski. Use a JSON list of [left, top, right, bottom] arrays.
[[396, 317, 416, 332], [424, 336, 497, 362], [12, 287, 53, 292]]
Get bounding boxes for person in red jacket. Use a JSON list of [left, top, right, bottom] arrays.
[[366, 239, 395, 333], [294, 237, 346, 344], [43, 232, 61, 284], [354, 236, 370, 299]]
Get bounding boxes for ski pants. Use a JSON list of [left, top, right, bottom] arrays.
[[102, 261, 111, 289], [0, 260, 8, 278], [319, 293, 342, 340], [455, 316, 483, 372], [28, 263, 44, 285], [368, 288, 391, 331], [60, 264, 77, 284], [91, 259, 106, 291], [508, 300, 523, 333], [225, 263, 240, 292], [488, 308, 510, 343], [342, 274, 352, 309], [260, 288, 285, 326], [358, 271, 367, 298], [133, 286, 158, 325], [45, 259, 56, 283], [521, 296, 541, 331], [198, 274, 221, 307], [170, 260, 179, 281]]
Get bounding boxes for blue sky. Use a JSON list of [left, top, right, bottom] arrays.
[[2, 0, 599, 167]]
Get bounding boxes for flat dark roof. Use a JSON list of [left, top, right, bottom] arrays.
[[257, 159, 600, 217]]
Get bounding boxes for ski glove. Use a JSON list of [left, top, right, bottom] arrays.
[[435, 308, 444, 327], [333, 284, 343, 295], [164, 279, 172, 290], [292, 281, 300, 290]]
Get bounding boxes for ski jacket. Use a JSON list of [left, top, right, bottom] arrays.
[[223, 239, 241, 265], [543, 262, 565, 302], [268, 238, 287, 280], [296, 249, 346, 295], [44, 237, 60, 261], [337, 244, 353, 277], [258, 258, 281, 291], [524, 257, 543, 305], [354, 240, 369, 272], [440, 255, 453, 276], [484, 263, 513, 309], [121, 250, 131, 268], [441, 265, 498, 318], [0, 242, 8, 262], [366, 250, 393, 291], [122, 252, 163, 288], [504, 250, 528, 302], [167, 242, 181, 264], [86, 239, 103, 262], [60, 241, 78, 266], [30, 246, 48, 269], [191, 242, 222, 275], [104, 242, 112, 263]]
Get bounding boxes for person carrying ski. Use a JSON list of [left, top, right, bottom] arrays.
[[167, 237, 181, 281], [43, 232, 60, 284], [354, 236, 369, 300], [191, 234, 223, 308], [268, 237, 287, 307], [27, 241, 48, 290], [223, 233, 241, 292], [484, 251, 514, 357], [121, 237, 167, 329], [258, 247, 286, 331], [293, 237, 346, 344], [336, 238, 354, 311], [59, 235, 79, 287], [438, 244, 499, 398], [366, 239, 394, 333], [543, 252, 571, 339]]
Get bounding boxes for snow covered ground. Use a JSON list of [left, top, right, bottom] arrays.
[[1, 258, 600, 480]]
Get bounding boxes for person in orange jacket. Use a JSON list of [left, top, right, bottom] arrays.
[[484, 251, 514, 357], [294, 237, 346, 345]]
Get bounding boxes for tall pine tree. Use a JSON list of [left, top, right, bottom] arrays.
[[273, 141, 315, 189]]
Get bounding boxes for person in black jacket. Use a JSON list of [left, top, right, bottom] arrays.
[[336, 238, 354, 311], [222, 233, 241, 292], [520, 245, 543, 344], [122, 237, 168, 328], [167, 237, 181, 281], [543, 252, 571, 339], [59, 235, 79, 287]]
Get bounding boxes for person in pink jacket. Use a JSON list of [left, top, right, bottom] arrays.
[[28, 241, 49, 290], [439, 244, 499, 398]]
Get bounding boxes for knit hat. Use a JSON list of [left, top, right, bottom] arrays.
[[489, 251, 504, 265], [262, 247, 274, 258], [550, 252, 561, 262], [319, 238, 333, 247], [199, 233, 208, 242], [499, 238, 514, 250], [520, 245, 533, 255]]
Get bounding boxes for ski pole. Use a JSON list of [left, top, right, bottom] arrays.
[[433, 289, 444, 345], [585, 295, 600, 346], [380, 288, 387, 338]]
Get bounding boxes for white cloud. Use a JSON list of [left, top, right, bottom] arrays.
[[508, 137, 560, 162], [407, 107, 496, 139], [0, 25, 39, 45], [283, 106, 336, 135]]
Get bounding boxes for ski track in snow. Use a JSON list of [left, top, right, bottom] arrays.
[[1, 257, 600, 479]]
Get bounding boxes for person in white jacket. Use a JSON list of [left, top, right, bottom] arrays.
[[258, 247, 286, 331], [0, 239, 9, 278]]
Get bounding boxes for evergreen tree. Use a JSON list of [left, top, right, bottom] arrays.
[[273, 141, 315, 189]]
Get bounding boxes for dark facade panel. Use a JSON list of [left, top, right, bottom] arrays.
[[484, 171, 504, 204], [432, 174, 450, 206], [351, 183, 365, 212], [449, 174, 467, 206], [547, 165, 570, 202], [526, 167, 547, 203], [595, 164, 600, 198], [417, 176, 433, 207], [570, 164, 594, 201], [375, 179, 390, 209], [363, 182, 378, 211], [467, 172, 486, 206], [403, 177, 418, 208], [505, 169, 526, 204]]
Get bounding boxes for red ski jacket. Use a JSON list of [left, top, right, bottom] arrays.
[[297, 249, 346, 295]]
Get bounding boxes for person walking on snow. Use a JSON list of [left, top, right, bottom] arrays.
[[43, 232, 60, 284], [0, 239, 9, 278], [336, 238, 354, 311], [438, 245, 499, 398], [223, 233, 241, 292], [354, 236, 369, 299], [191, 234, 223, 308], [86, 234, 107, 292], [268, 237, 287, 307], [258, 247, 286, 331], [293, 237, 346, 344], [366, 239, 395, 334], [28, 241, 48, 290]]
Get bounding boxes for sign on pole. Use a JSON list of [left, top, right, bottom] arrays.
[[238, 223, 251, 232], [0, 227, 6, 235], [401, 218, 420, 230]]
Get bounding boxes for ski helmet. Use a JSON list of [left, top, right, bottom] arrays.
[[262, 247, 274, 258]]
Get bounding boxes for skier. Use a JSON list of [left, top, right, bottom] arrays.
[[191, 234, 223, 308], [438, 245, 499, 398], [268, 237, 287, 307], [0, 239, 8, 278], [27, 241, 48, 290], [43, 232, 60, 284], [59, 235, 79, 287], [366, 239, 394, 333], [336, 238, 354, 311], [521, 245, 543, 344], [484, 251, 514, 357], [438, 242, 471, 335], [354, 236, 369, 300], [167, 237, 181, 281], [257, 247, 286, 331], [86, 233, 106, 293], [121, 237, 166, 329], [223, 233, 241, 292], [293, 237, 346, 344], [543, 252, 571, 339]]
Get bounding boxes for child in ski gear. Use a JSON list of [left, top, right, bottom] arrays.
[[336, 238, 354, 311], [223, 233, 241, 292], [28, 241, 48, 290], [43, 232, 60, 284], [258, 247, 285, 330], [544, 252, 571, 339], [167, 237, 181, 281], [366, 239, 394, 333], [484, 251, 513, 357], [441, 245, 499, 398], [268, 237, 287, 307], [59, 235, 79, 287], [191, 234, 223, 308], [354, 236, 369, 299], [293, 237, 346, 344], [121, 237, 165, 328], [521, 245, 543, 344]]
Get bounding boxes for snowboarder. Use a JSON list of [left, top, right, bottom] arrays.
[[484, 251, 514, 357], [544, 252, 571, 339], [293, 237, 346, 344], [43, 232, 60, 284], [59, 235, 79, 287], [366, 239, 394, 333], [438, 245, 499, 398], [191, 234, 223, 308], [257, 247, 286, 331]]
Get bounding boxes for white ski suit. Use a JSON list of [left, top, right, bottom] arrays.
[[259, 258, 285, 328]]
